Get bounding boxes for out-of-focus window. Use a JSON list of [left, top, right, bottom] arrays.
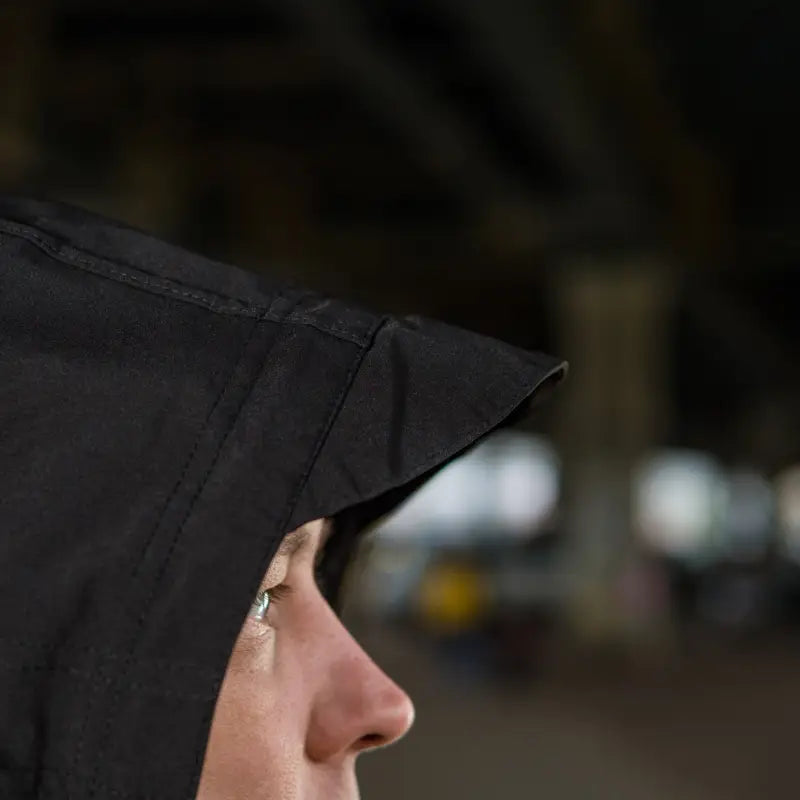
[[776, 465, 800, 562], [633, 450, 726, 561], [375, 430, 560, 543]]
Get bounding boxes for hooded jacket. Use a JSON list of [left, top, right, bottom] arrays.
[[0, 195, 567, 800]]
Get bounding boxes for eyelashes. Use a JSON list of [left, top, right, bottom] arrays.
[[266, 583, 292, 605], [265, 564, 326, 607], [250, 561, 329, 623], [250, 583, 291, 622]]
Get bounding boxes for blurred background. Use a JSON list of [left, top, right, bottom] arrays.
[[2, 1, 799, 797]]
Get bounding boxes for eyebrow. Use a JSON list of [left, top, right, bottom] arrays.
[[275, 518, 333, 559]]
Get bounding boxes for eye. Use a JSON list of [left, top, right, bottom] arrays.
[[250, 584, 292, 622]]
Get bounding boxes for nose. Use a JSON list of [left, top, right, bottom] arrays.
[[305, 608, 415, 763]]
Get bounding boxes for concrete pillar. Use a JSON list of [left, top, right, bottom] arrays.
[[551, 257, 676, 651]]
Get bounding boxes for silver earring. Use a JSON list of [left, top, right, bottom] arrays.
[[250, 588, 271, 620]]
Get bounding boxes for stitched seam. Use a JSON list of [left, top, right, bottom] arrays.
[[89, 318, 285, 797], [278, 314, 392, 528], [0, 222, 273, 312], [128, 317, 263, 579], [183, 313, 388, 800], [71, 312, 283, 796], [0, 221, 367, 346]]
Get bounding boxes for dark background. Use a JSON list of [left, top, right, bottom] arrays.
[[2, 2, 799, 797]]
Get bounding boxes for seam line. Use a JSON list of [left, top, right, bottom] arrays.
[[0, 221, 368, 346]]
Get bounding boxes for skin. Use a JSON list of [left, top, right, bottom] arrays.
[[196, 517, 415, 800]]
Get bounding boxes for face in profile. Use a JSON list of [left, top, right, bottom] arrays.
[[196, 517, 415, 799]]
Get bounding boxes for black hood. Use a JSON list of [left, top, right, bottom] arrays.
[[0, 195, 567, 799]]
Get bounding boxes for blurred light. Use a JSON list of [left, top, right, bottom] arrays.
[[351, 544, 430, 616], [719, 468, 774, 561], [375, 442, 491, 541], [488, 431, 559, 534], [375, 431, 560, 542], [633, 450, 726, 559], [776, 465, 800, 562]]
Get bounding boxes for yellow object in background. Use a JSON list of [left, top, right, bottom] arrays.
[[417, 561, 489, 634]]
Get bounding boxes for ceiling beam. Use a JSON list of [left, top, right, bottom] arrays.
[[270, 0, 552, 222], [434, 0, 637, 202], [53, 41, 331, 92]]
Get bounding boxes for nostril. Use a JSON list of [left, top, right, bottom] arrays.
[[359, 733, 386, 749]]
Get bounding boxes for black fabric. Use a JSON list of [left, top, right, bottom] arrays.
[[0, 195, 567, 799]]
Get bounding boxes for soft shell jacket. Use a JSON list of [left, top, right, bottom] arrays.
[[0, 195, 567, 800]]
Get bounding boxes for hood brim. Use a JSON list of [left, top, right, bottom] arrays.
[[286, 312, 567, 604]]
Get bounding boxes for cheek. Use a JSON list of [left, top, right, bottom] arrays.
[[196, 640, 307, 800]]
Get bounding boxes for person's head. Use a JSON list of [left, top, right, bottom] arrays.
[[196, 516, 415, 799], [0, 196, 567, 799]]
